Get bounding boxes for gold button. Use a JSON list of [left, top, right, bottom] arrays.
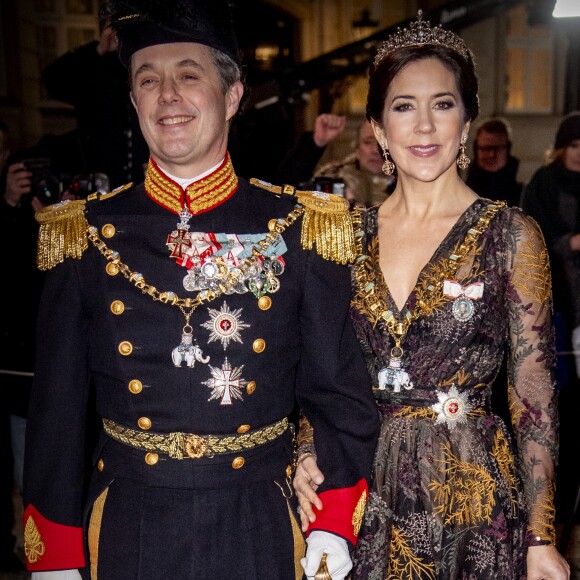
[[232, 457, 245, 469], [118, 341, 133, 356], [106, 262, 119, 276], [145, 453, 158, 465], [97, 459, 104, 472], [138, 417, 151, 430], [253, 338, 266, 353], [237, 424, 251, 434], [102, 224, 116, 238], [128, 379, 143, 394], [246, 381, 256, 395], [258, 296, 272, 311], [110, 300, 125, 315]]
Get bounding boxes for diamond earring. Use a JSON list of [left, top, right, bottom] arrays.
[[381, 143, 395, 176], [457, 137, 470, 170]]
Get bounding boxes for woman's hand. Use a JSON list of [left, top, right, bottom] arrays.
[[526, 545, 570, 579], [293, 455, 325, 532]]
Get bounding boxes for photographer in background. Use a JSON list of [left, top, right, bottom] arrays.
[[314, 120, 394, 207], [278, 117, 394, 207], [41, 2, 148, 189], [0, 120, 44, 572]]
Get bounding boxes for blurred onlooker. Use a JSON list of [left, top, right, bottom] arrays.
[[275, 113, 347, 186], [465, 118, 522, 206], [0, 121, 40, 573], [522, 111, 580, 378], [41, 4, 148, 188], [465, 119, 523, 425], [521, 111, 580, 530], [278, 117, 393, 207], [314, 120, 394, 207]]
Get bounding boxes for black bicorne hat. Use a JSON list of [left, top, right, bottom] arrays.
[[105, 0, 240, 67]]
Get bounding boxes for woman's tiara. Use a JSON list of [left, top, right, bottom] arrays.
[[373, 10, 470, 66]]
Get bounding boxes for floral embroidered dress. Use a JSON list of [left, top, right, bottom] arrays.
[[350, 198, 558, 579]]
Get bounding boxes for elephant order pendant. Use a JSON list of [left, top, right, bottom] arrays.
[[377, 352, 413, 393], [172, 331, 210, 368]]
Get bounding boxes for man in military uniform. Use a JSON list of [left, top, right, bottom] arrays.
[[23, 1, 379, 579]]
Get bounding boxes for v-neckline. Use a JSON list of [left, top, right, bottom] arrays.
[[372, 199, 481, 315]]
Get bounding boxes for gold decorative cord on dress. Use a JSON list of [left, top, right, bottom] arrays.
[[144, 153, 238, 215], [250, 179, 356, 264]]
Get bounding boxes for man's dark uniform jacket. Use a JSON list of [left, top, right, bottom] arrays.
[[23, 155, 379, 579]]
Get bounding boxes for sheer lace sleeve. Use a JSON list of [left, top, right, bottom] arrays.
[[295, 413, 316, 465], [505, 210, 559, 546]]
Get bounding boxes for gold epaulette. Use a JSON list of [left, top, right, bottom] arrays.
[[35, 200, 89, 271], [35, 182, 133, 271], [250, 179, 356, 265]]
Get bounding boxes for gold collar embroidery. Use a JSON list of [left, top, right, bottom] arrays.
[[144, 153, 238, 215]]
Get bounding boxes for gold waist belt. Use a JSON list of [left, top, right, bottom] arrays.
[[102, 417, 289, 460]]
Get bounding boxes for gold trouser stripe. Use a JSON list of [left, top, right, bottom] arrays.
[[286, 501, 306, 580], [88, 487, 109, 580], [103, 417, 289, 459]]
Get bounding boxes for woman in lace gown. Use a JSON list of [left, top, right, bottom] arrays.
[[294, 13, 569, 580]]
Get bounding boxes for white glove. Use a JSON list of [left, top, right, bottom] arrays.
[[301, 530, 352, 580], [32, 570, 83, 580]]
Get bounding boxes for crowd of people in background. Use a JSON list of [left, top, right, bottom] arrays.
[[277, 115, 394, 207], [0, 2, 579, 577], [0, 121, 41, 574]]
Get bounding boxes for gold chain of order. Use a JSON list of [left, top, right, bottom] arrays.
[[353, 201, 504, 348], [86, 205, 305, 321]]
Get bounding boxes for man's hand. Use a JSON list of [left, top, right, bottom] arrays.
[[301, 531, 352, 580], [526, 545, 570, 579], [3, 162, 31, 206], [313, 114, 346, 148], [293, 455, 325, 532]]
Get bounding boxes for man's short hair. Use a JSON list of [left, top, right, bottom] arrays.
[[475, 118, 512, 142]]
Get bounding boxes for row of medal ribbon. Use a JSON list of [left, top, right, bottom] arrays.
[[167, 230, 288, 295]]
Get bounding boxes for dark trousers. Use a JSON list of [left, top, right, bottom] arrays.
[[89, 476, 304, 579]]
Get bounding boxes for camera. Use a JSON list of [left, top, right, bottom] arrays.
[[310, 177, 346, 197], [23, 157, 61, 205], [22, 158, 110, 204], [65, 173, 110, 198]]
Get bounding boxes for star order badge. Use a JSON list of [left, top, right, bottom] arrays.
[[203, 358, 247, 405], [201, 301, 249, 350], [431, 385, 473, 430]]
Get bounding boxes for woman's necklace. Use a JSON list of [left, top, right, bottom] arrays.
[[352, 201, 504, 392]]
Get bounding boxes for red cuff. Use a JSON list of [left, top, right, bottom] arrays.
[[307, 478, 368, 545], [23, 504, 86, 571]]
